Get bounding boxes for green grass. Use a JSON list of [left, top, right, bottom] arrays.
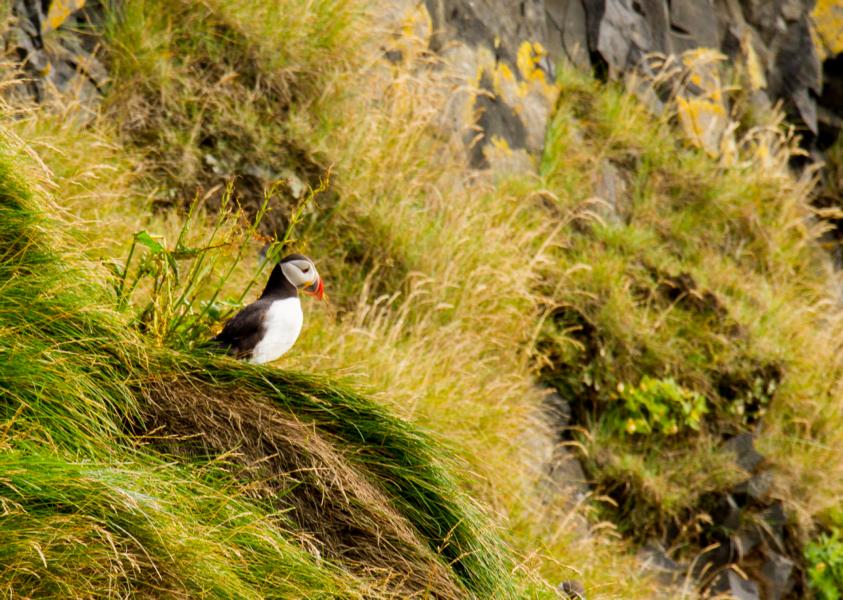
[[0, 134, 535, 597], [537, 68, 843, 566], [0, 150, 141, 453], [100, 0, 361, 221], [0, 449, 353, 598]]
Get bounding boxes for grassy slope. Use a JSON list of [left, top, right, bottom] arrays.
[[0, 155, 337, 596], [539, 68, 843, 530], [5, 0, 843, 598], [0, 123, 532, 598]]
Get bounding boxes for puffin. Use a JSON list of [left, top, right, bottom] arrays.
[[214, 253, 325, 364]]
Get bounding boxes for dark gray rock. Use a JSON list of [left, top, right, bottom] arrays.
[[542, 0, 834, 142], [534, 389, 591, 536], [732, 524, 762, 560], [420, 0, 559, 169], [592, 160, 630, 226], [545, 0, 591, 69], [669, 0, 720, 49], [543, 389, 573, 427], [699, 498, 797, 598], [746, 470, 774, 502], [723, 432, 764, 473], [404, 0, 841, 174], [694, 539, 734, 577], [595, 0, 654, 75], [768, 14, 821, 133], [718, 493, 743, 532], [758, 501, 787, 544], [731, 470, 774, 503], [469, 71, 528, 168], [426, 0, 550, 67], [760, 551, 796, 600], [710, 569, 761, 600], [636, 540, 685, 587], [547, 447, 589, 496], [8, 0, 106, 116]]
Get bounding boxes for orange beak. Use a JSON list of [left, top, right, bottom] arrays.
[[305, 277, 325, 301]]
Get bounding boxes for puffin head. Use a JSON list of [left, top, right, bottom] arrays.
[[279, 253, 325, 300]]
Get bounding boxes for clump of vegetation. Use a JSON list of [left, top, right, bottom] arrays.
[[101, 0, 354, 226], [610, 376, 708, 436], [536, 64, 843, 567], [806, 528, 843, 599]]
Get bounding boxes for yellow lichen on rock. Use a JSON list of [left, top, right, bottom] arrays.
[[812, 0, 843, 59], [740, 32, 767, 92], [489, 135, 513, 156], [674, 49, 730, 158], [492, 62, 515, 96], [517, 41, 547, 83], [516, 41, 558, 103], [44, 0, 86, 32], [676, 95, 727, 157]]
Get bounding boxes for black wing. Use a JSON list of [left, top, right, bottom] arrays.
[[213, 299, 269, 358]]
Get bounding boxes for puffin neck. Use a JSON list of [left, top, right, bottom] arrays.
[[260, 264, 298, 300]]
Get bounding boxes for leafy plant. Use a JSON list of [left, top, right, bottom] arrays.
[[111, 178, 326, 349], [726, 373, 777, 421], [806, 528, 843, 600], [610, 376, 708, 436]]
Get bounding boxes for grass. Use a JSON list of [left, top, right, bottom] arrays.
[[537, 67, 843, 571], [0, 1, 679, 596], [0, 449, 355, 598], [0, 149, 140, 453], [100, 0, 361, 225], [0, 125, 534, 597], [5, 0, 843, 597]]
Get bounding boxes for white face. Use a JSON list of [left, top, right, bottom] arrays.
[[280, 258, 319, 290]]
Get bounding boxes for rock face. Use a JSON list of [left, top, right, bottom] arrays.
[[7, 0, 106, 117], [417, 0, 843, 165], [548, 0, 835, 144], [695, 434, 801, 599], [8, 0, 843, 171], [421, 0, 560, 169]]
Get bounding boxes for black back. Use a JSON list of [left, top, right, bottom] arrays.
[[214, 258, 302, 356], [213, 299, 272, 357]]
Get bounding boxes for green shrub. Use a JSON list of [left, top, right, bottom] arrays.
[[806, 528, 843, 600], [610, 376, 708, 436]]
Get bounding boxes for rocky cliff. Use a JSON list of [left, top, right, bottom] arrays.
[[420, 0, 841, 164], [9, 1, 841, 181]]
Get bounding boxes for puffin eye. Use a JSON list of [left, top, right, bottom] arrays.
[[301, 265, 310, 273]]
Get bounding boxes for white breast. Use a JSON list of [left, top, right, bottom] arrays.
[[250, 297, 303, 364]]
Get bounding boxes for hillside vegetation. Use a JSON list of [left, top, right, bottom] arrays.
[[0, 143, 538, 598], [3, 0, 843, 598]]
